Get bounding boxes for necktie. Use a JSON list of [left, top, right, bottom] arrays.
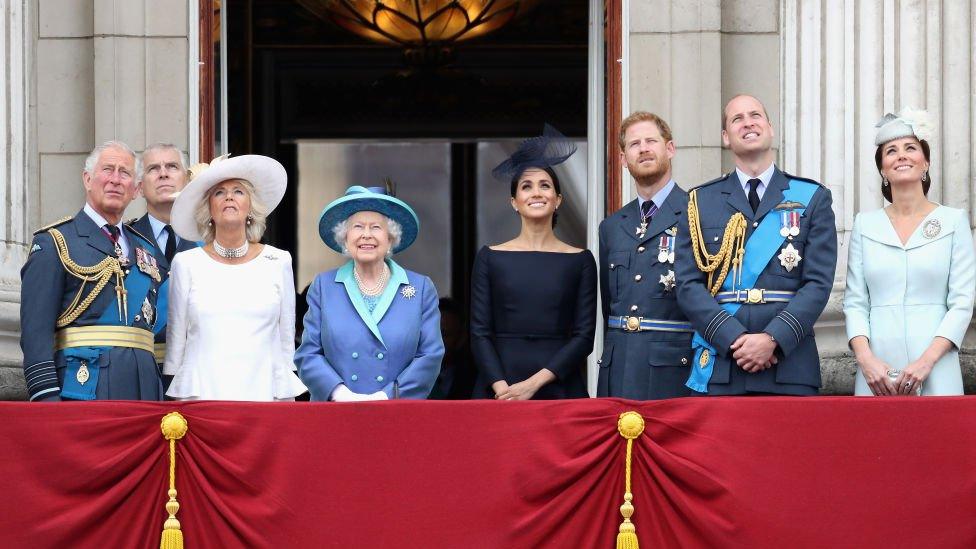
[[640, 200, 657, 221], [163, 225, 177, 263], [747, 178, 761, 213], [103, 225, 124, 260]]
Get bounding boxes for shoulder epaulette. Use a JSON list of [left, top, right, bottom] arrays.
[[782, 172, 825, 187], [697, 171, 734, 189], [123, 222, 154, 245], [32, 216, 72, 235]]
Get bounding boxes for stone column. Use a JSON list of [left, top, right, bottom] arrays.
[[782, 0, 976, 393], [0, 1, 33, 399]]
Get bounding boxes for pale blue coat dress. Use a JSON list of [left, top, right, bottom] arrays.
[[844, 205, 976, 395], [295, 259, 444, 400]]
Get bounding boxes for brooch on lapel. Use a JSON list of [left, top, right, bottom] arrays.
[[922, 219, 941, 239], [659, 269, 676, 292], [778, 243, 802, 272], [135, 248, 161, 282], [401, 285, 417, 299]]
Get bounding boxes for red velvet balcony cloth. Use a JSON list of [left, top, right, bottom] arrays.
[[1, 397, 974, 548]]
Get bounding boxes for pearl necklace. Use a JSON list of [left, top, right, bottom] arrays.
[[214, 239, 249, 259], [354, 264, 389, 296]]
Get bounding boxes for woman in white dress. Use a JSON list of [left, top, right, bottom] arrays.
[[844, 109, 975, 396], [163, 155, 308, 400]]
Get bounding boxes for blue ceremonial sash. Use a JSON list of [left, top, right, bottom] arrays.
[[686, 179, 819, 392], [154, 278, 169, 336]]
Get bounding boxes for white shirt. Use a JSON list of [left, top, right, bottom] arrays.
[[84, 203, 130, 256], [163, 246, 308, 401], [735, 163, 775, 201]]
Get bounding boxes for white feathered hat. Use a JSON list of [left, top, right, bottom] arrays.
[[874, 107, 936, 146], [170, 154, 287, 241]]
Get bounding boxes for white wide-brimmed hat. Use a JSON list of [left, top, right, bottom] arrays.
[[170, 154, 287, 241]]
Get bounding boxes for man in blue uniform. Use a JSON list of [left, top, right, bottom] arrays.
[[675, 95, 837, 395], [20, 141, 165, 401], [598, 112, 694, 399], [131, 143, 197, 370]]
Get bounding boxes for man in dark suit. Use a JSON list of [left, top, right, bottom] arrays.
[[130, 143, 197, 369], [675, 94, 837, 395], [598, 112, 694, 399], [21, 141, 164, 401]]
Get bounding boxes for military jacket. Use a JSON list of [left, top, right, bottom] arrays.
[[674, 167, 837, 395], [20, 209, 164, 401]]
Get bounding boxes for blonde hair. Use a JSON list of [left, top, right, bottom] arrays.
[[193, 179, 269, 243]]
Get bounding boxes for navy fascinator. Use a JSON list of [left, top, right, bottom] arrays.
[[491, 124, 578, 181]]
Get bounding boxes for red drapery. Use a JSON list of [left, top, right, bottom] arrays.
[[1, 397, 974, 548]]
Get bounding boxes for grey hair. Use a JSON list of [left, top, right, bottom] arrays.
[[140, 143, 189, 180], [84, 140, 140, 179], [193, 179, 269, 244], [332, 215, 403, 257]]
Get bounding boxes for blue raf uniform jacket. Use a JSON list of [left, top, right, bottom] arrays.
[[674, 167, 837, 395], [294, 260, 444, 400], [20, 209, 165, 401], [598, 186, 694, 399], [129, 213, 199, 362]]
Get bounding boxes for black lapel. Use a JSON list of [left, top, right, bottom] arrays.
[[74, 208, 116, 256], [640, 185, 683, 244], [722, 172, 754, 220], [616, 199, 642, 241], [754, 167, 787, 222]]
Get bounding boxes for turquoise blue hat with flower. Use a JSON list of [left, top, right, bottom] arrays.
[[318, 185, 420, 254]]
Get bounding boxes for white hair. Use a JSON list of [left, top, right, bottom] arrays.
[[84, 140, 140, 178], [140, 143, 189, 181], [193, 179, 270, 244], [332, 214, 403, 257]]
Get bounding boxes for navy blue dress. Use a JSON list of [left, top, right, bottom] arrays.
[[470, 247, 596, 399]]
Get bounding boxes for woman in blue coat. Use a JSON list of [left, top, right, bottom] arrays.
[[295, 186, 444, 401]]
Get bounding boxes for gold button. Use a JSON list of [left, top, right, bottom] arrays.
[[637, 246, 645, 253], [634, 274, 642, 281], [630, 305, 638, 311]]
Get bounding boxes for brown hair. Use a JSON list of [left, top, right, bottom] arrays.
[[510, 166, 561, 228], [874, 138, 932, 202], [722, 94, 770, 131], [619, 111, 673, 151]]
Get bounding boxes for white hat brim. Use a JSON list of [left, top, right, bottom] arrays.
[[170, 155, 287, 241]]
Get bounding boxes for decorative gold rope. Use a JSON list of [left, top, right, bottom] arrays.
[[160, 412, 188, 549], [48, 228, 126, 327], [616, 412, 646, 549], [686, 190, 747, 295]]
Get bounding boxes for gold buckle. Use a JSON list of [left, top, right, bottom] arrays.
[[746, 288, 765, 304], [625, 316, 642, 332]]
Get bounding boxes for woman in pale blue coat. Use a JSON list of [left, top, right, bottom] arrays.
[[295, 186, 444, 401], [844, 109, 975, 396]]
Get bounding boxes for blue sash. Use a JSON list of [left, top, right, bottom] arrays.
[[686, 179, 819, 392], [60, 245, 155, 400]]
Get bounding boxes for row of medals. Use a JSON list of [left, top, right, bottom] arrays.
[[636, 219, 677, 292]]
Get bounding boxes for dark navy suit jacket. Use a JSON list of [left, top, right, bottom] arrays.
[[674, 167, 837, 395]]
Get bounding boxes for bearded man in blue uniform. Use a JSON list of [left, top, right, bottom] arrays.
[[675, 95, 837, 396], [598, 112, 694, 399], [21, 141, 165, 401]]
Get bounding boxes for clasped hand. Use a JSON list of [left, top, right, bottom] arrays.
[[331, 384, 388, 402], [730, 333, 778, 372]]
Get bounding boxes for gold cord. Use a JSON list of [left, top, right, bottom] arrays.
[[686, 190, 747, 295], [160, 412, 188, 549], [48, 228, 126, 327]]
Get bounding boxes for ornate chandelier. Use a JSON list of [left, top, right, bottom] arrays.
[[299, 0, 540, 47]]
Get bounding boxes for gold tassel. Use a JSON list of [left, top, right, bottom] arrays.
[[616, 411, 645, 549], [159, 412, 189, 549]]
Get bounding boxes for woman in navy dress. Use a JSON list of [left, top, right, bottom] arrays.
[[471, 126, 597, 399]]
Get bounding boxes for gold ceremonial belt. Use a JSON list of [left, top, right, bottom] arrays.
[[54, 326, 155, 354], [154, 343, 166, 363]]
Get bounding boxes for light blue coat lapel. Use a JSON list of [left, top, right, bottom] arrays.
[[334, 260, 410, 348]]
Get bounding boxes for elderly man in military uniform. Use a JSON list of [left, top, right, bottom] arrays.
[[597, 112, 694, 399], [675, 94, 837, 396], [20, 141, 165, 401], [131, 143, 197, 370]]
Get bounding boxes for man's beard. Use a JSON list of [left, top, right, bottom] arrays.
[[630, 158, 670, 184]]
